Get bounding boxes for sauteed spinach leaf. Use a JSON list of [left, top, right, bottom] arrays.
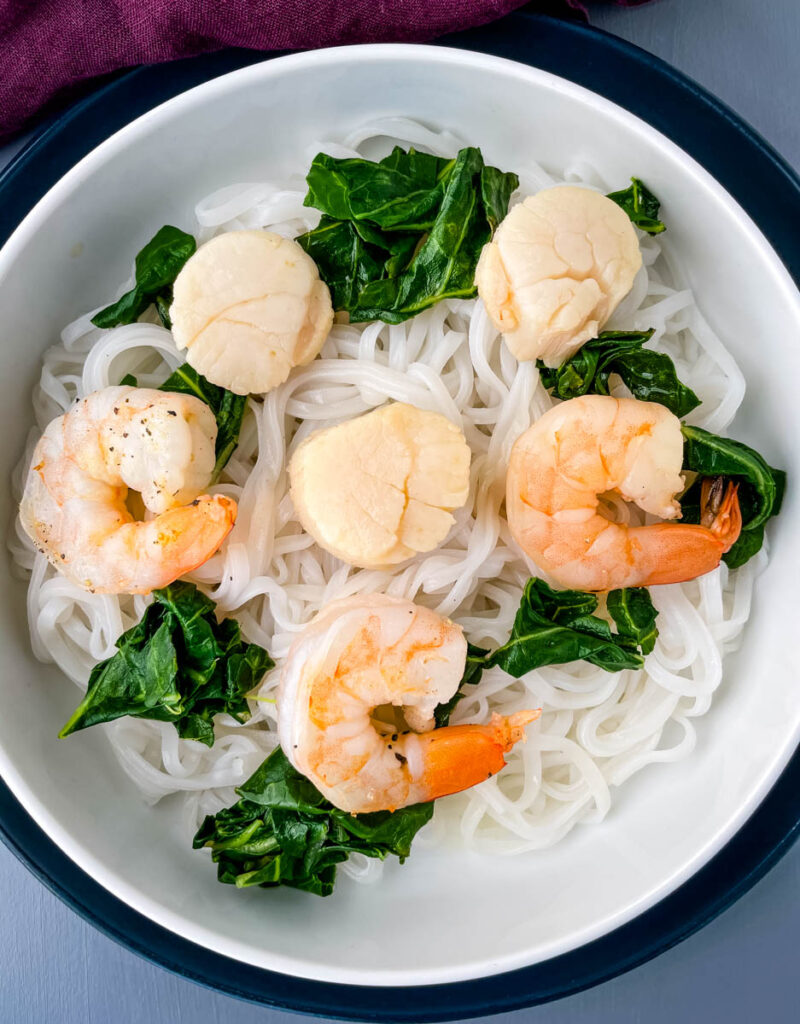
[[194, 746, 432, 895], [681, 425, 785, 568], [606, 587, 659, 656], [486, 578, 658, 676], [91, 225, 195, 329], [59, 583, 272, 747], [538, 329, 700, 418], [304, 147, 453, 230], [298, 145, 518, 324], [607, 177, 666, 235]]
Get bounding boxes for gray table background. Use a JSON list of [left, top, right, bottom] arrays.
[[1, 1, 798, 1020]]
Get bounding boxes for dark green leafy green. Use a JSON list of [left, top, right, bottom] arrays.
[[681, 425, 785, 568], [606, 587, 659, 656], [296, 216, 399, 312], [91, 226, 196, 328], [485, 578, 658, 676], [59, 583, 273, 747], [433, 643, 489, 727], [351, 148, 491, 322], [304, 147, 453, 230], [194, 746, 432, 895], [298, 145, 518, 325], [538, 329, 700, 418], [154, 290, 174, 329], [159, 364, 247, 479], [481, 166, 523, 232], [607, 177, 666, 235]]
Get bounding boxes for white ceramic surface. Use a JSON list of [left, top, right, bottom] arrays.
[[0, 45, 798, 987]]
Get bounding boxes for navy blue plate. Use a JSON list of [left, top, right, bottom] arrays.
[[1, 12, 798, 1020]]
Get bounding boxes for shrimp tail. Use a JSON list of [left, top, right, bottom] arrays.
[[410, 710, 540, 804], [700, 477, 742, 553], [630, 480, 742, 588]]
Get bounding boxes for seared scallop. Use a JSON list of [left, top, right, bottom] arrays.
[[289, 402, 471, 568], [475, 186, 641, 367], [170, 230, 333, 395]]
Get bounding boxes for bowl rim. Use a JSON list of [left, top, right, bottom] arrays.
[[1, 13, 799, 1013]]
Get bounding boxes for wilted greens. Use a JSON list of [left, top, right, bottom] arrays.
[[432, 579, 660, 732], [298, 145, 518, 324], [438, 581, 659, 725], [91, 225, 196, 329], [538, 329, 700, 418], [485, 578, 659, 676], [605, 587, 660, 655], [193, 746, 433, 895], [681, 425, 785, 568], [59, 583, 273, 747], [607, 177, 666, 235]]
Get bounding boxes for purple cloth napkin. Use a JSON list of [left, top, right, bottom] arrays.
[[0, 1, 646, 142]]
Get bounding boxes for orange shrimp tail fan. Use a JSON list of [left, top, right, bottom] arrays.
[[417, 710, 540, 803], [701, 478, 742, 553]]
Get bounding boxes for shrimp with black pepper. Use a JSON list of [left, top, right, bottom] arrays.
[[19, 385, 236, 593]]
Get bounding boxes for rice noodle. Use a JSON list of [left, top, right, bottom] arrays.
[[8, 119, 762, 883]]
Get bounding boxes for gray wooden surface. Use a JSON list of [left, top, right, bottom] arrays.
[[1, 1, 799, 1020]]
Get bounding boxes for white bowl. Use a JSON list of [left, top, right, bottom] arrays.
[[0, 44, 798, 988]]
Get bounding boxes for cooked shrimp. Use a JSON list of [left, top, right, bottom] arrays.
[[506, 395, 741, 591], [19, 386, 236, 594], [278, 595, 539, 813]]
